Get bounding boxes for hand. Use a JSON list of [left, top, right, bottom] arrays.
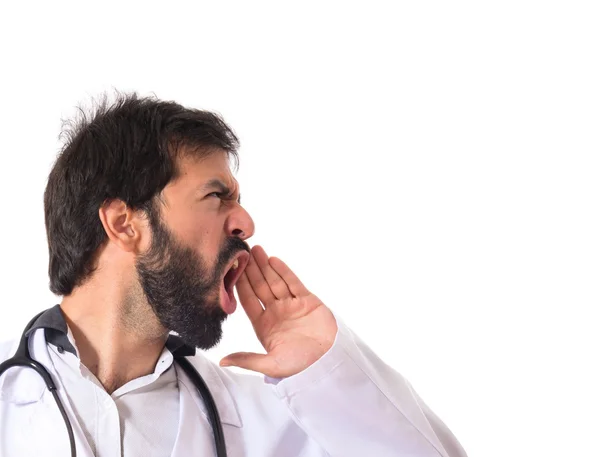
[[219, 245, 338, 378]]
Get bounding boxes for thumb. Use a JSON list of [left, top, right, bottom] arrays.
[[219, 352, 276, 375]]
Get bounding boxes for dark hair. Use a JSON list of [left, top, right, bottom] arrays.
[[44, 92, 239, 296]]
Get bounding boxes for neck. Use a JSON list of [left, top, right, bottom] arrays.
[[60, 278, 169, 394]]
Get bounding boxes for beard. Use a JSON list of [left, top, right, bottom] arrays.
[[135, 207, 250, 350]]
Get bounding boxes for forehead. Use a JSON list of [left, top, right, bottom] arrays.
[[171, 149, 239, 192]]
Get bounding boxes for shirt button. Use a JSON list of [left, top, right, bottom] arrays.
[[57, 345, 65, 354]]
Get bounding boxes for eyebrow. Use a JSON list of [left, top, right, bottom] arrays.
[[200, 179, 242, 204]]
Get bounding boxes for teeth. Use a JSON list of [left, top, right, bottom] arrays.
[[232, 259, 239, 270]]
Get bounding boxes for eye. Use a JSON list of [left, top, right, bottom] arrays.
[[206, 191, 237, 204]]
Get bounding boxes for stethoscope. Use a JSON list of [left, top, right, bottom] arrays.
[[0, 311, 228, 457]]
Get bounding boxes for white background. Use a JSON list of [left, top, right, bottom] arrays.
[[0, 2, 599, 456]]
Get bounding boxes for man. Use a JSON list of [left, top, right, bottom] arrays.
[[0, 94, 467, 456]]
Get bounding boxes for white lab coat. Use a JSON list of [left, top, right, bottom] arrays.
[[0, 316, 467, 457]]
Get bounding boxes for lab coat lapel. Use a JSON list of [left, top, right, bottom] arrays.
[[0, 337, 50, 456], [170, 356, 244, 457], [4, 329, 96, 457]]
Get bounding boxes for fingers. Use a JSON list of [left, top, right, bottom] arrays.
[[250, 245, 293, 300], [235, 271, 264, 322], [243, 248, 278, 305], [268, 256, 310, 297], [236, 245, 311, 312]]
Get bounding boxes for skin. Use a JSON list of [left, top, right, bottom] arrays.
[[60, 149, 338, 393]]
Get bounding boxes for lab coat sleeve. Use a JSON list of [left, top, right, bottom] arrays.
[[266, 315, 468, 457]]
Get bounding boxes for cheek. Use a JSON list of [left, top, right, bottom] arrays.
[[169, 212, 210, 245], [189, 228, 222, 268], [171, 213, 203, 240], [166, 211, 223, 265]]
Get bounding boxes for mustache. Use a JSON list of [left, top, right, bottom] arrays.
[[217, 237, 251, 272]]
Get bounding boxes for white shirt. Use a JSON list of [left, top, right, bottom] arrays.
[[46, 327, 180, 457]]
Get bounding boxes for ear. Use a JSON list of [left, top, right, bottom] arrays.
[[98, 200, 149, 254]]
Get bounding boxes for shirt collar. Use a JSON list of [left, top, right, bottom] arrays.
[[25, 305, 196, 358]]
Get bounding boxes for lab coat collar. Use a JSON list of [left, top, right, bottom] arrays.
[[24, 304, 77, 357]]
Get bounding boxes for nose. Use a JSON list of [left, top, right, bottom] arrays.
[[226, 204, 255, 241]]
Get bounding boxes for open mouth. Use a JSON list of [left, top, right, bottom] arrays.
[[222, 251, 250, 295]]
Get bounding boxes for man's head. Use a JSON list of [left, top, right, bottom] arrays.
[[44, 93, 255, 349]]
